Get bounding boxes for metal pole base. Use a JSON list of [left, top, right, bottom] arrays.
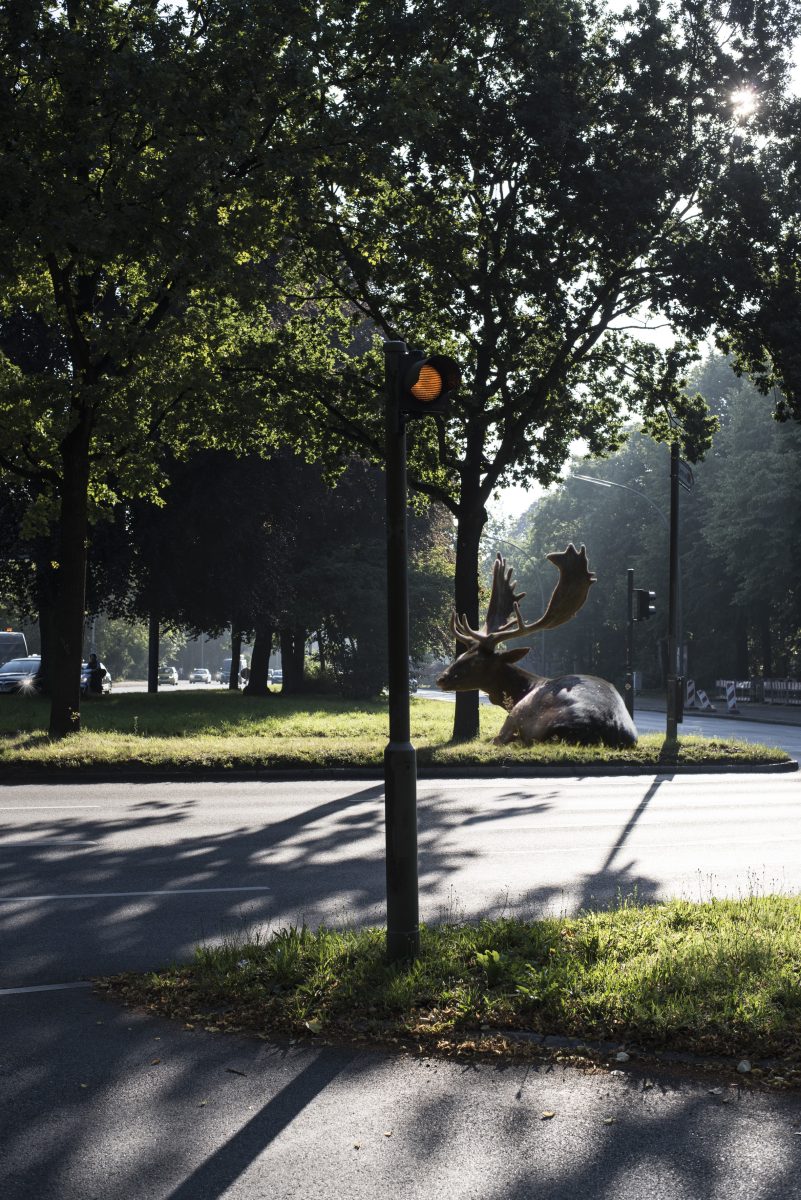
[[384, 741, 420, 963]]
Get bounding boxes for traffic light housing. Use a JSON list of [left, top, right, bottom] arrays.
[[634, 588, 656, 620], [398, 350, 461, 417]]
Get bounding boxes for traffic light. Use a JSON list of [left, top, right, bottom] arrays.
[[398, 350, 461, 417], [634, 588, 656, 621]]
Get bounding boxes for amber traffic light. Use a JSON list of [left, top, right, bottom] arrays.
[[399, 351, 461, 416]]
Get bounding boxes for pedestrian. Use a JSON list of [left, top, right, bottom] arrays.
[[88, 652, 104, 696]]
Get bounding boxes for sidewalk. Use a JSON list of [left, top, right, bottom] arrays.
[[635, 692, 801, 728], [4, 985, 801, 1200]]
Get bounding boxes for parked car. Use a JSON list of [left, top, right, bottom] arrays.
[[80, 660, 112, 696], [158, 665, 179, 686], [218, 656, 248, 687], [189, 667, 212, 684], [0, 655, 41, 694]]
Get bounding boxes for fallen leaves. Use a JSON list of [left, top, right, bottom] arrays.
[[541, 1111, 555, 1120]]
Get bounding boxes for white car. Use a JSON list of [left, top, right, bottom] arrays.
[[158, 665, 179, 686], [189, 667, 212, 684]]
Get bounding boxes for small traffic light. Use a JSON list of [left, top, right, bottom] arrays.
[[398, 350, 461, 417], [634, 588, 656, 620]]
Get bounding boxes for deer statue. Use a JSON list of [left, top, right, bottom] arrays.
[[437, 545, 637, 747]]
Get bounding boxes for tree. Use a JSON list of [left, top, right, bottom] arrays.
[[291, 0, 800, 738], [0, 0, 319, 735], [510, 355, 801, 690], [91, 448, 455, 699]]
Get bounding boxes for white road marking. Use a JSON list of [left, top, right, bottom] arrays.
[[0, 840, 97, 847], [0, 805, 103, 810], [0, 981, 93, 996], [0, 885, 271, 903]]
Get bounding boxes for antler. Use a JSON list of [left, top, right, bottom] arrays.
[[503, 544, 596, 637], [450, 545, 596, 652], [450, 553, 526, 651]]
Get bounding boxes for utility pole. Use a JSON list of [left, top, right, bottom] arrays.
[[666, 442, 682, 741], [625, 568, 634, 718]]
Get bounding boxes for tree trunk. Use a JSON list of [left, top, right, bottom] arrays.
[[147, 612, 159, 693], [229, 628, 242, 689], [280, 626, 306, 694], [48, 419, 91, 738], [244, 622, 273, 696], [451, 496, 488, 742]]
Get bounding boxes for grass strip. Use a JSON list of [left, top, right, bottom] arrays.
[[101, 896, 801, 1071], [0, 692, 789, 770]]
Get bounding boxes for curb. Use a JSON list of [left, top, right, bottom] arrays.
[[473, 1027, 796, 1080], [0, 759, 796, 785]]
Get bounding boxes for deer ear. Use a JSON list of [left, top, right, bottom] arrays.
[[498, 646, 531, 664]]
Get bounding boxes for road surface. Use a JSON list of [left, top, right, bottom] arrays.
[[1, 771, 799, 989], [3, 770, 801, 1199]]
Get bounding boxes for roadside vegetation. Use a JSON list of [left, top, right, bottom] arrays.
[[0, 691, 788, 772], [104, 895, 801, 1073]]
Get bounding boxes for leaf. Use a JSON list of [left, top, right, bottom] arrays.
[[541, 1111, 555, 1120], [151, 1058, 161, 1065], [305, 1019, 324, 1034]]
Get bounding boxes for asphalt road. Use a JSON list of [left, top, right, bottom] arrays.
[[4, 760, 801, 1197], [2, 770, 800, 989]]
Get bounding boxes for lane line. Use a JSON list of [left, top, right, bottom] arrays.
[[0, 885, 271, 903], [0, 840, 98, 847], [0, 805, 102, 811], [0, 981, 93, 997]]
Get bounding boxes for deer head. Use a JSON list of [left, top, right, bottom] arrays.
[[436, 544, 596, 704]]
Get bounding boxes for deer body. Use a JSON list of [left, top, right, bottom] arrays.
[[437, 546, 638, 748]]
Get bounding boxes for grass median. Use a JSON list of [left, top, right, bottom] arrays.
[[102, 895, 801, 1073], [0, 689, 790, 772]]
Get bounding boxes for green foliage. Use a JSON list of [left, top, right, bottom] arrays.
[[508, 353, 801, 687]]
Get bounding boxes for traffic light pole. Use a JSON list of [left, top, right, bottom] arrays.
[[383, 339, 420, 964], [625, 568, 634, 719], [666, 442, 682, 741]]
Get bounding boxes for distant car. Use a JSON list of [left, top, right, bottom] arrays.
[[271, 670, 283, 687], [189, 667, 212, 684], [158, 665, 179, 686], [80, 660, 112, 696], [0, 655, 41, 694]]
